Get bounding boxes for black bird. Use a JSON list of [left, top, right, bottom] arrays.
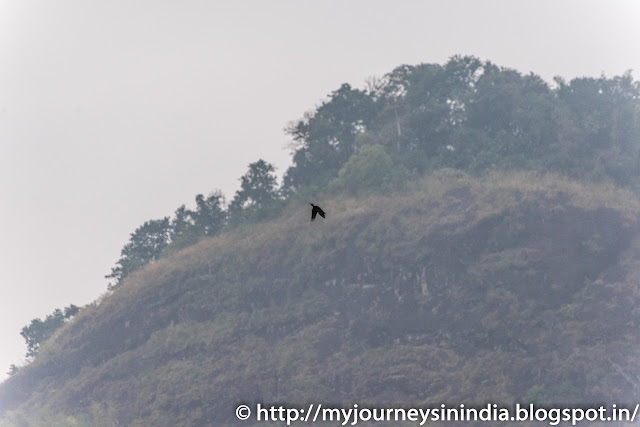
[[310, 203, 326, 221]]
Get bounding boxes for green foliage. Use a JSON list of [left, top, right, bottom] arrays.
[[164, 192, 227, 255], [105, 56, 640, 293], [4, 172, 640, 425], [23, 56, 640, 424], [7, 364, 18, 377], [20, 304, 79, 358], [551, 72, 640, 186], [282, 83, 378, 193], [231, 159, 279, 209], [105, 217, 171, 288], [334, 144, 400, 194], [284, 55, 640, 193], [191, 191, 226, 236], [228, 159, 281, 224]]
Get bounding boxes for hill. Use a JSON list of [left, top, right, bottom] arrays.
[[2, 170, 640, 426]]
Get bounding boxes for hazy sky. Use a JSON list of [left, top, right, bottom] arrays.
[[1, 0, 639, 380]]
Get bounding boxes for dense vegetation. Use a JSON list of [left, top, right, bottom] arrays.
[[3, 171, 640, 425], [19, 305, 80, 359], [3, 57, 640, 425], [283, 55, 640, 191], [105, 55, 640, 290]]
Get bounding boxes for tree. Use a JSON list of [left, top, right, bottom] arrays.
[[64, 304, 80, 318], [164, 192, 227, 253], [368, 56, 484, 170], [335, 145, 397, 194], [170, 204, 192, 241], [191, 191, 226, 236], [229, 160, 279, 216], [106, 217, 171, 288], [7, 364, 19, 376], [553, 73, 640, 185], [20, 304, 80, 358], [282, 84, 377, 193], [459, 63, 557, 169], [278, 57, 640, 193]]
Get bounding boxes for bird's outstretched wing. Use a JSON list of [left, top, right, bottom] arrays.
[[310, 203, 326, 221]]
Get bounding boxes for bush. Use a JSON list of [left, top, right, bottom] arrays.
[[334, 145, 404, 194]]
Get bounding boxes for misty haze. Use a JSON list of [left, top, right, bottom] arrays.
[[1, 1, 640, 426]]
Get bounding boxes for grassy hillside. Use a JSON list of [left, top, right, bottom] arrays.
[[2, 170, 640, 426]]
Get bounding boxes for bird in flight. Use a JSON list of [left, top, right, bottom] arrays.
[[310, 203, 326, 221]]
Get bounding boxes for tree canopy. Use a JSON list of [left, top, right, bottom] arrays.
[[284, 55, 640, 188], [105, 218, 172, 287], [228, 159, 280, 224], [20, 305, 80, 358], [104, 56, 640, 290]]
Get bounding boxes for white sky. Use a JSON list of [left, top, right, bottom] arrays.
[[1, 0, 639, 380]]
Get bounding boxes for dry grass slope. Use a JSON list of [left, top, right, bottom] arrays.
[[2, 170, 640, 426]]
